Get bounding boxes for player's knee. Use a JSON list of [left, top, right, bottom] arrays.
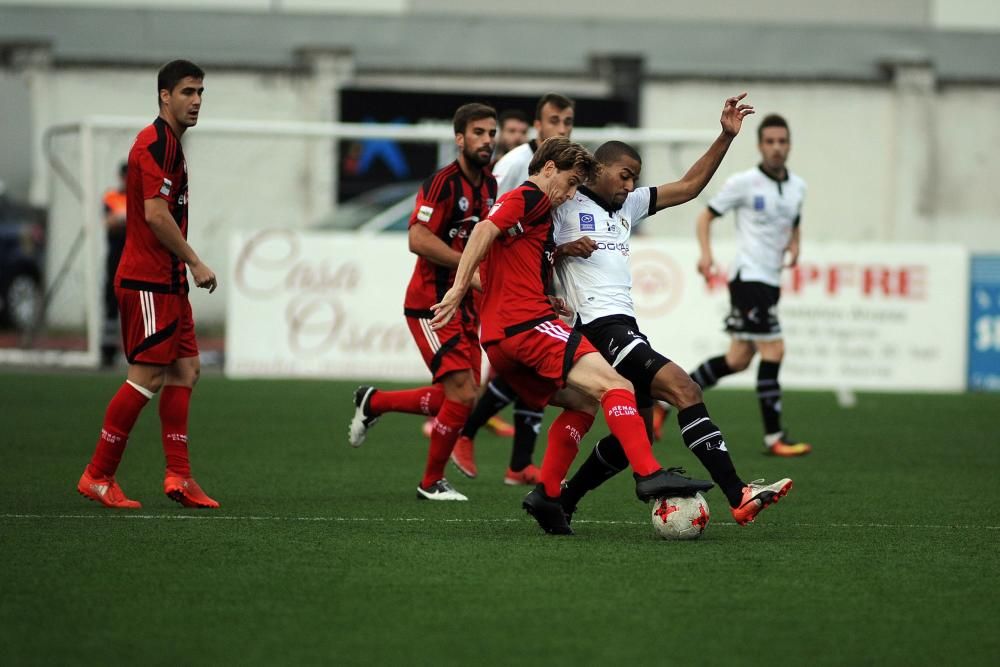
[[726, 353, 752, 372], [673, 377, 703, 409], [605, 373, 634, 395]]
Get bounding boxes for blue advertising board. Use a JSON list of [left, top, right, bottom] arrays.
[[969, 256, 1000, 391]]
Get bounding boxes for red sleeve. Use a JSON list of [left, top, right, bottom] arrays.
[[408, 175, 452, 234], [137, 144, 175, 204], [486, 189, 526, 235]]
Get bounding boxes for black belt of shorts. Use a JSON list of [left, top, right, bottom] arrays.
[[503, 313, 557, 339]]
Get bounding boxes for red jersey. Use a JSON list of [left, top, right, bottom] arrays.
[[478, 182, 558, 345], [116, 117, 189, 294], [403, 161, 497, 321]]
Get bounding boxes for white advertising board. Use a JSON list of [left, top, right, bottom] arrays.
[[226, 230, 968, 392]]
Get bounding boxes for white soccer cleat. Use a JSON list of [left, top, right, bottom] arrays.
[[348, 385, 379, 448], [416, 478, 468, 501]]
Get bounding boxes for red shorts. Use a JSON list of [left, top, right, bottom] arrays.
[[485, 318, 596, 410], [116, 287, 198, 365], [406, 313, 482, 384]]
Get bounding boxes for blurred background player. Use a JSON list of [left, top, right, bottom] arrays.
[[450, 93, 575, 485], [77, 59, 219, 509], [100, 161, 127, 367], [690, 113, 812, 457], [431, 137, 713, 535], [492, 109, 530, 165], [348, 103, 498, 501], [552, 95, 794, 526]]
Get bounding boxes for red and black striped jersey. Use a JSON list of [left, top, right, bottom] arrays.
[[478, 182, 558, 345], [116, 117, 189, 294], [403, 161, 497, 320]]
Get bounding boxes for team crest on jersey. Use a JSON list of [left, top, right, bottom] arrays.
[[579, 212, 595, 231], [458, 196, 469, 212], [486, 198, 494, 208], [159, 178, 172, 196], [417, 205, 434, 222], [753, 195, 766, 211]]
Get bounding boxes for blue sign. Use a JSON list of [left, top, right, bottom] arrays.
[[968, 255, 1000, 391]]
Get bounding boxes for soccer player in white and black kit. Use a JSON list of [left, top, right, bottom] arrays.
[[690, 114, 812, 457], [554, 95, 794, 526]]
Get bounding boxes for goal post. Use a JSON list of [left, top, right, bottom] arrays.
[[0, 116, 715, 368]]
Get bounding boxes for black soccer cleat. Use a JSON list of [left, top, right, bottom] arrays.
[[348, 385, 379, 448], [634, 467, 714, 502], [522, 485, 574, 535]]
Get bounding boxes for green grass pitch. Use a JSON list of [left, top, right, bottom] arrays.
[[1, 370, 998, 665]]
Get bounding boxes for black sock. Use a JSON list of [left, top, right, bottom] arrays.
[[757, 360, 783, 436], [509, 401, 543, 471], [461, 377, 515, 438], [677, 403, 745, 507], [691, 355, 734, 389], [560, 435, 629, 510]]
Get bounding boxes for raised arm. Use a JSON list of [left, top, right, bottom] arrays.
[[653, 93, 754, 211], [430, 220, 501, 329]]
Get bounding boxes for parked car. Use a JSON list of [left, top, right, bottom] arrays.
[[0, 186, 46, 330], [313, 181, 420, 234]]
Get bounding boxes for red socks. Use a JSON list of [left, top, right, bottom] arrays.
[[421, 398, 471, 488], [541, 410, 595, 497], [601, 388, 661, 476], [159, 385, 193, 477], [370, 385, 444, 417], [87, 382, 150, 478]]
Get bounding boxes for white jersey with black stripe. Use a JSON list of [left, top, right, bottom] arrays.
[[707, 165, 806, 287], [552, 186, 656, 325]]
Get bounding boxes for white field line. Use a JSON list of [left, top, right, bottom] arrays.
[[1, 513, 998, 530]]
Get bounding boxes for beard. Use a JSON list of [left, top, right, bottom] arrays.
[[463, 145, 492, 168]]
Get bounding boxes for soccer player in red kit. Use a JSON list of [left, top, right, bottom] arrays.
[[348, 103, 498, 501], [76, 60, 219, 509], [431, 137, 712, 534]]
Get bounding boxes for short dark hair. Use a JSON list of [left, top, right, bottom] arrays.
[[594, 141, 642, 167], [498, 109, 530, 128], [157, 59, 205, 98], [534, 93, 574, 121], [757, 113, 790, 142], [453, 103, 497, 134], [528, 137, 596, 180]]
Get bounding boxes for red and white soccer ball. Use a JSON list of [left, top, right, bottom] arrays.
[[651, 493, 710, 540]]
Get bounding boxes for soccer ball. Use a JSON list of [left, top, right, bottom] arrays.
[[651, 493, 710, 540]]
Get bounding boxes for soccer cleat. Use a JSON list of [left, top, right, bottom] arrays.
[[503, 464, 541, 486], [731, 478, 793, 525], [522, 485, 573, 535], [634, 467, 714, 502], [416, 478, 468, 501], [77, 469, 141, 509], [165, 474, 220, 508], [651, 402, 671, 441], [486, 416, 516, 437], [765, 433, 812, 457], [450, 435, 478, 478], [348, 385, 379, 448]]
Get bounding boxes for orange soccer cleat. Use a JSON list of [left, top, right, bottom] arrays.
[[765, 433, 813, 457], [651, 402, 671, 441], [730, 478, 793, 525], [77, 469, 142, 509], [450, 436, 478, 478], [486, 416, 516, 437], [164, 474, 220, 508], [503, 464, 542, 486]]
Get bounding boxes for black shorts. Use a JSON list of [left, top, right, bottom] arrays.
[[725, 274, 782, 339], [576, 314, 671, 408]]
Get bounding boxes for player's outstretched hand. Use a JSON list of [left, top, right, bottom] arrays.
[[721, 92, 755, 138], [191, 261, 218, 293], [430, 286, 463, 330], [557, 236, 598, 259]]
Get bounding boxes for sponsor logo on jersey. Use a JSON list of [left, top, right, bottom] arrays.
[[753, 195, 766, 211], [417, 205, 434, 222], [458, 196, 469, 212], [579, 212, 595, 231], [160, 178, 172, 196]]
